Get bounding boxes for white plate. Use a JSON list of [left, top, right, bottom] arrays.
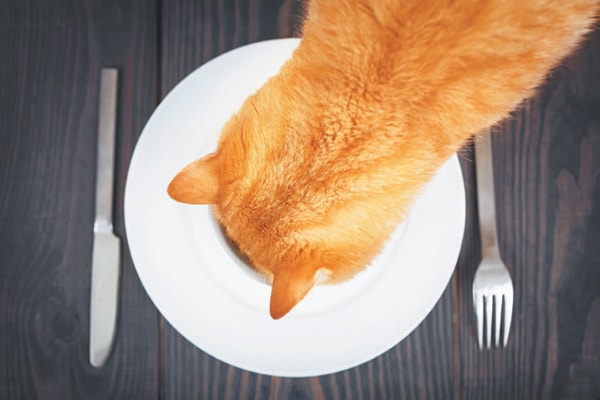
[[124, 38, 466, 377]]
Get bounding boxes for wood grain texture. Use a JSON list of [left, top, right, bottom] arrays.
[[0, 0, 160, 399], [458, 28, 600, 400], [159, 1, 459, 399]]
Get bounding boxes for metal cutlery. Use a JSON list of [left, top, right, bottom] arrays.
[[472, 130, 514, 349], [89, 68, 121, 367]]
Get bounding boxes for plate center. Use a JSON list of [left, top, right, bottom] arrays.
[[208, 210, 271, 286]]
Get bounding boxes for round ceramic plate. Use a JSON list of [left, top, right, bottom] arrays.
[[124, 38, 466, 377]]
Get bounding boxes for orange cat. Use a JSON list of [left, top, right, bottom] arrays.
[[168, 0, 598, 319]]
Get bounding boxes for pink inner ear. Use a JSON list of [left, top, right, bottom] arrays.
[[167, 153, 220, 204]]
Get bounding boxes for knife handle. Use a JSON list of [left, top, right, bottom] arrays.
[[95, 69, 119, 232]]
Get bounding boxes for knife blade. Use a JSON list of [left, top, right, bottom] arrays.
[[89, 68, 121, 368]]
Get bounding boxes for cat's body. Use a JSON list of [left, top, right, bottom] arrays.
[[168, 0, 599, 319]]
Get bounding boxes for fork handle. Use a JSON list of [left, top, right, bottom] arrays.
[[474, 130, 501, 260]]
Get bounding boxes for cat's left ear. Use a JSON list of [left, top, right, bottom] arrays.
[[167, 153, 220, 204]]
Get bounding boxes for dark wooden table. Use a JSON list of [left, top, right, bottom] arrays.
[[1, 1, 599, 399]]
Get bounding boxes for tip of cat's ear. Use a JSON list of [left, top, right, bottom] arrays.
[[269, 267, 331, 320], [167, 154, 220, 204]]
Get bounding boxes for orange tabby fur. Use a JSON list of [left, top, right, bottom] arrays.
[[168, 0, 599, 319]]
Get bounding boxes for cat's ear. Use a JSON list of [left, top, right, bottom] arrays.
[[269, 266, 332, 319], [167, 153, 220, 204]]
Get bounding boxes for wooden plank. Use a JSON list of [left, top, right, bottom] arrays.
[[159, 1, 460, 398], [457, 28, 600, 399], [0, 0, 160, 399]]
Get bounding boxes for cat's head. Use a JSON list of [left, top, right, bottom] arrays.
[[167, 158, 334, 319]]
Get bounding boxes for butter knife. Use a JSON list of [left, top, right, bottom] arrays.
[[89, 68, 120, 368]]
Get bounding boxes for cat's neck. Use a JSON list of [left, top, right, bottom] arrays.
[[290, 0, 597, 152]]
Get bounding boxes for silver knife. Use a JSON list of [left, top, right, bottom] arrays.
[[89, 68, 121, 368]]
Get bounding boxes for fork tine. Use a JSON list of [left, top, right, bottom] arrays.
[[475, 293, 484, 349], [502, 288, 514, 347], [494, 295, 502, 348], [485, 294, 493, 349]]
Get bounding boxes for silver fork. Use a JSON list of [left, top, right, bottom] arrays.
[[472, 130, 514, 349]]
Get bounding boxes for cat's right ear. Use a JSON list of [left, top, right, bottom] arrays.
[[270, 266, 332, 320], [167, 153, 220, 204]]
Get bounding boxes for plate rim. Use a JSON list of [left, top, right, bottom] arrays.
[[124, 38, 466, 377]]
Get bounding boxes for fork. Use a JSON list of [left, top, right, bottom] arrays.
[[472, 130, 514, 349]]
